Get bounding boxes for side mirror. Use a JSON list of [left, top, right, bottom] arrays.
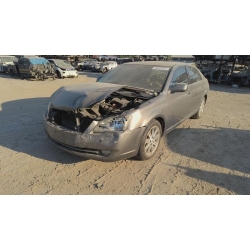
[[169, 83, 188, 93]]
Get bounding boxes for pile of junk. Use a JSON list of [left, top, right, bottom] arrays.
[[195, 55, 250, 87]]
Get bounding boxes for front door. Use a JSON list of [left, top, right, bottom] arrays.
[[164, 66, 191, 130]]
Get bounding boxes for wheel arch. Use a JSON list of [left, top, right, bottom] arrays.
[[204, 94, 207, 102], [153, 116, 165, 136]]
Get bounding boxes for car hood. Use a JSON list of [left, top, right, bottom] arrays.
[[50, 82, 125, 110], [56, 64, 75, 70]]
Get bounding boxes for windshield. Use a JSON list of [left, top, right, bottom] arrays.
[[54, 60, 71, 67], [97, 64, 171, 92]]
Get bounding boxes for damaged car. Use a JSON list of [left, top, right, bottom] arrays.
[[44, 61, 209, 162], [9, 56, 55, 80], [48, 59, 78, 78]]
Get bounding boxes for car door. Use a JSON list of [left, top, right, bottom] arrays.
[[22, 58, 31, 76], [186, 66, 204, 115], [164, 66, 191, 130], [17, 58, 25, 75]]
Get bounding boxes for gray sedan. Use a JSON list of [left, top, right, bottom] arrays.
[[44, 61, 209, 161]]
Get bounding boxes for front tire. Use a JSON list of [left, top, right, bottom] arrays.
[[137, 120, 162, 160], [56, 71, 61, 78]]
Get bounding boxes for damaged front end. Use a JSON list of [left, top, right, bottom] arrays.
[[44, 82, 155, 161], [47, 92, 145, 133], [30, 63, 55, 80]]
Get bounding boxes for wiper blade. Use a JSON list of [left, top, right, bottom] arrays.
[[115, 88, 157, 99], [122, 86, 154, 92]]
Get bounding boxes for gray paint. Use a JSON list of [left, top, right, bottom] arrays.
[[44, 62, 209, 161]]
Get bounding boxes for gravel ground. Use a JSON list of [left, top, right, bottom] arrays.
[[0, 72, 250, 194]]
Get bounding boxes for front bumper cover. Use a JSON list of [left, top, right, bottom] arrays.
[[44, 117, 146, 162]]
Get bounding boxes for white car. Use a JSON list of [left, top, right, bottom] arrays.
[[48, 59, 78, 78], [0, 56, 18, 73], [100, 61, 118, 73]]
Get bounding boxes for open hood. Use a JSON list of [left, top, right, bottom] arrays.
[[50, 82, 125, 110]]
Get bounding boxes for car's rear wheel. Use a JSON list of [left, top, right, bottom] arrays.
[[192, 97, 206, 119], [10, 69, 14, 77], [137, 120, 162, 160]]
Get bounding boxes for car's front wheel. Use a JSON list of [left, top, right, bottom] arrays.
[[137, 120, 162, 160], [56, 71, 61, 79]]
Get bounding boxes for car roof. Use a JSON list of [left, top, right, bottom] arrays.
[[125, 61, 190, 67]]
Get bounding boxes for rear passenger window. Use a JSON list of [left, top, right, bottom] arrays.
[[186, 66, 202, 84], [171, 66, 189, 86]]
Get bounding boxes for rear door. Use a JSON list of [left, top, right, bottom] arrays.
[[22, 58, 31, 76], [186, 66, 204, 115], [17, 58, 25, 74]]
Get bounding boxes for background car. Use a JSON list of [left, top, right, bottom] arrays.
[[10, 56, 55, 80], [0, 56, 18, 74], [100, 61, 118, 73], [88, 61, 100, 71], [44, 61, 209, 162], [48, 59, 78, 78], [91, 61, 103, 72], [84, 59, 97, 70]]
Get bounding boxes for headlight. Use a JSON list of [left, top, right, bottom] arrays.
[[93, 116, 131, 133]]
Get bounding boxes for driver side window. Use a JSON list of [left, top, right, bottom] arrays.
[[170, 66, 188, 86]]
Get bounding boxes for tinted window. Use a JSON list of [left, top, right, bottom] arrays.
[[171, 67, 188, 86], [186, 66, 202, 84]]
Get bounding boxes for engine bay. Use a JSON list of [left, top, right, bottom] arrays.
[[48, 88, 155, 132]]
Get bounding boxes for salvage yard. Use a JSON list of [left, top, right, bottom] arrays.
[[0, 72, 250, 195]]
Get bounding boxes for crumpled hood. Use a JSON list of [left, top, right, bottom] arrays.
[[50, 82, 125, 110]]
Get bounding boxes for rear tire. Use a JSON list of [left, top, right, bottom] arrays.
[[192, 97, 206, 119], [136, 120, 162, 160]]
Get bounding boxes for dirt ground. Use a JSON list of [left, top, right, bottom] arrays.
[[0, 72, 250, 195]]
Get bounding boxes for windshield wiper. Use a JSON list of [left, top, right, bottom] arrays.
[[115, 88, 157, 99]]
